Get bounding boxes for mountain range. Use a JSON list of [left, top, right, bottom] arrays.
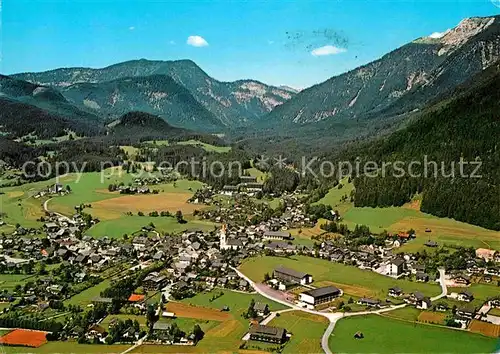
[[12, 59, 296, 130], [2, 15, 500, 145]]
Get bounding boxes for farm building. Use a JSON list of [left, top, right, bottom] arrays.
[[457, 291, 474, 302], [388, 287, 403, 297], [253, 302, 270, 316], [240, 176, 258, 183], [263, 231, 293, 241], [451, 274, 471, 285], [357, 298, 381, 307], [143, 272, 168, 291], [273, 266, 312, 285], [248, 325, 288, 344], [298, 286, 341, 309], [388, 258, 406, 276], [475, 248, 498, 262], [416, 272, 429, 282], [222, 185, 239, 196]]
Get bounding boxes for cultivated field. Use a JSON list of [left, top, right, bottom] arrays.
[[469, 319, 500, 337], [239, 255, 440, 299], [0, 329, 48, 348], [268, 311, 328, 354], [329, 315, 497, 353], [417, 311, 446, 324], [1, 342, 130, 353]]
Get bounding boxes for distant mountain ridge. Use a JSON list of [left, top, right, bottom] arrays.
[[13, 59, 296, 127], [262, 16, 500, 129], [60, 74, 223, 132]]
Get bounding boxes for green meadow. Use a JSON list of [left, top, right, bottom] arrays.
[[329, 315, 497, 353]]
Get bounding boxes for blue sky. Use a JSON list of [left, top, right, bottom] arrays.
[[3, 0, 500, 88]]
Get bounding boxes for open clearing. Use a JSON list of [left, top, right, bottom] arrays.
[[177, 140, 232, 153], [469, 319, 500, 337], [329, 315, 497, 353], [316, 181, 500, 251], [240, 255, 440, 299], [268, 311, 328, 354]]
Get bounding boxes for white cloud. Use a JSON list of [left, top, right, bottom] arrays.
[[311, 45, 347, 57], [428, 29, 450, 39], [268, 40, 275, 45], [169, 40, 176, 45], [187, 35, 209, 47], [129, 26, 135, 31]]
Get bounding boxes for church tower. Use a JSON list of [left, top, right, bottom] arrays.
[[219, 224, 228, 250]]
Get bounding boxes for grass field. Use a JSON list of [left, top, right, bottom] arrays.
[[449, 283, 500, 302], [489, 307, 500, 316], [0, 274, 34, 288], [177, 140, 231, 153], [64, 279, 111, 307], [379, 306, 422, 322], [329, 315, 497, 353], [89, 192, 200, 220], [315, 178, 354, 215], [176, 289, 288, 352], [268, 311, 328, 354], [417, 311, 446, 324], [41, 173, 212, 238], [239, 256, 440, 299], [246, 167, 267, 183]]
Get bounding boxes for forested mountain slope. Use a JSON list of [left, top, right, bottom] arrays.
[[349, 61, 500, 230], [13, 59, 295, 127]]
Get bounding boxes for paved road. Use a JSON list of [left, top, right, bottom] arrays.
[[431, 268, 448, 301], [120, 334, 148, 354], [260, 308, 295, 325]]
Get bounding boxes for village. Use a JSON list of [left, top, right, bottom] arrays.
[[0, 175, 499, 352]]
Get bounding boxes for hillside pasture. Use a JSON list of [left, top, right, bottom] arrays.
[[338, 206, 500, 251]]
